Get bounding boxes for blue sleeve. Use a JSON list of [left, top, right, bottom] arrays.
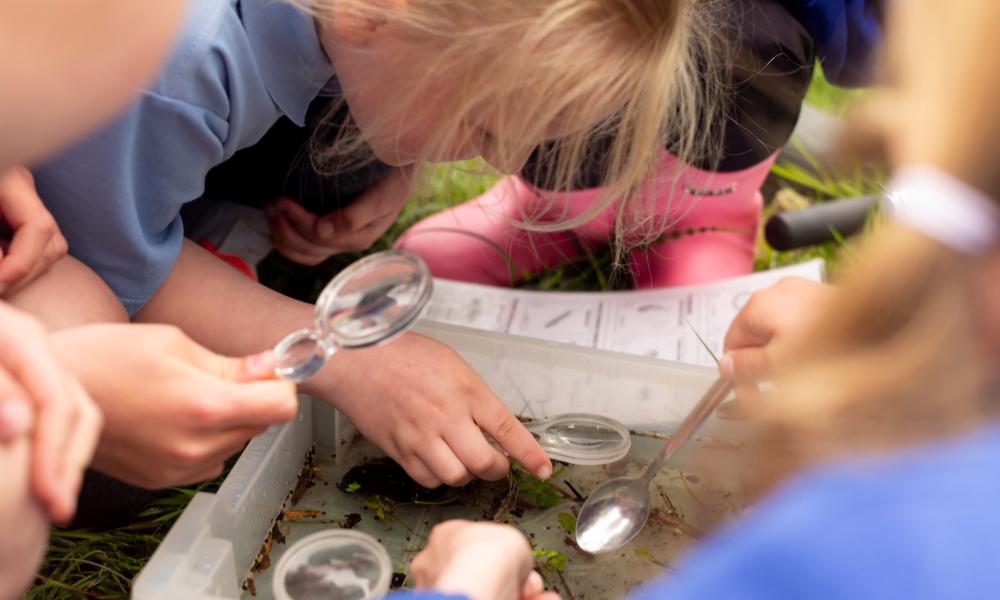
[[34, 91, 228, 314], [32, 0, 283, 315], [631, 430, 1000, 600], [792, 0, 884, 86]]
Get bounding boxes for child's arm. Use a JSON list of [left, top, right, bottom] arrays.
[[134, 240, 554, 487], [5, 253, 301, 491]]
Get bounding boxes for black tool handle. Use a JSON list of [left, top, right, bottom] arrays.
[[765, 195, 880, 251]]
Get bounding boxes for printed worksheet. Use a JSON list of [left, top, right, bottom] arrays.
[[425, 260, 825, 367]]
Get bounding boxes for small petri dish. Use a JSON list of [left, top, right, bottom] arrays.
[[528, 413, 631, 466], [489, 413, 632, 466], [273, 530, 392, 600]]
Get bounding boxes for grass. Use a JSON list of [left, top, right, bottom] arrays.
[[30, 64, 878, 598], [805, 64, 869, 116], [28, 477, 225, 599]]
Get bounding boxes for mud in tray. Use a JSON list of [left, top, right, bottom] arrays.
[[133, 322, 751, 600], [248, 434, 747, 600]]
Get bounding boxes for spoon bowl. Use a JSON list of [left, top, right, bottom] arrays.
[[575, 476, 652, 553], [574, 378, 733, 553]]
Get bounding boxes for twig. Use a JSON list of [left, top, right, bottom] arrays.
[[658, 490, 678, 514], [550, 482, 577, 501], [649, 508, 704, 539], [564, 481, 585, 502], [556, 570, 578, 600]]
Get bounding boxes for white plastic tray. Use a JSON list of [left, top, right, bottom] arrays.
[[133, 321, 742, 599]]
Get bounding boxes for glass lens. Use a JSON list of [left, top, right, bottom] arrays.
[[314, 250, 432, 348], [274, 329, 335, 383]]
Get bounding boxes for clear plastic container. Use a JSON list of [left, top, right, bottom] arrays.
[[272, 530, 391, 600], [517, 413, 631, 465]]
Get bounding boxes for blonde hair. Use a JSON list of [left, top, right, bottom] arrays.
[[308, 0, 730, 257], [746, 0, 1000, 494]]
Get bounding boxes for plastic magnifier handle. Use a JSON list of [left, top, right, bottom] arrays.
[[273, 328, 337, 383]]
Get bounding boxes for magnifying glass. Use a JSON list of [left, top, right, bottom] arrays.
[[273, 249, 434, 383]]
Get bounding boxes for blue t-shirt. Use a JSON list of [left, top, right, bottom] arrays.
[[34, 0, 334, 314], [392, 425, 1000, 600], [629, 424, 1000, 599]]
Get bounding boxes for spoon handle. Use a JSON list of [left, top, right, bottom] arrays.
[[640, 378, 734, 483]]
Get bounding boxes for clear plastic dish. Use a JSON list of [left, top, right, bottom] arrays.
[[491, 413, 631, 466], [274, 250, 433, 383], [272, 530, 392, 600]]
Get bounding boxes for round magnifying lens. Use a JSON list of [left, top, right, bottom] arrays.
[[273, 530, 392, 600], [274, 250, 433, 383]]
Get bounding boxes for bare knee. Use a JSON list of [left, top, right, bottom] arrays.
[[3, 256, 127, 330]]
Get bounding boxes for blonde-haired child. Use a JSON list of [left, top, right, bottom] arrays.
[[394, 0, 1000, 597], [31, 0, 723, 508], [396, 0, 884, 288]]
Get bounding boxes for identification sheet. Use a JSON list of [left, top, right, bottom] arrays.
[[425, 260, 824, 367]]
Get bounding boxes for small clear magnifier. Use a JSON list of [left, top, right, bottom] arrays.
[[273, 250, 433, 383], [503, 413, 631, 466]]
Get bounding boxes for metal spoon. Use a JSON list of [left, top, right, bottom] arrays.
[[574, 378, 734, 553]]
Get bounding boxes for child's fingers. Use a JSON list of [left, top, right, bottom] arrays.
[[314, 215, 394, 253], [178, 341, 299, 429], [399, 454, 443, 490], [473, 394, 552, 480], [418, 438, 473, 487], [269, 212, 333, 265], [234, 351, 279, 381], [43, 231, 68, 264], [0, 371, 32, 441], [722, 297, 777, 353], [0, 311, 76, 518], [721, 347, 773, 383], [334, 166, 413, 232], [274, 199, 323, 242], [49, 376, 101, 524], [198, 427, 267, 469], [211, 380, 299, 430], [520, 571, 545, 598], [0, 223, 48, 286], [445, 424, 510, 482], [30, 373, 80, 523]]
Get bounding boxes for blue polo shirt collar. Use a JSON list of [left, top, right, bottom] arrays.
[[240, 0, 335, 125]]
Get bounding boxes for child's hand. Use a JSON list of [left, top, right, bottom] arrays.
[[314, 332, 553, 488], [0, 302, 101, 525], [51, 324, 298, 489], [410, 520, 560, 600], [266, 166, 413, 265], [719, 277, 837, 413], [0, 166, 68, 296]]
